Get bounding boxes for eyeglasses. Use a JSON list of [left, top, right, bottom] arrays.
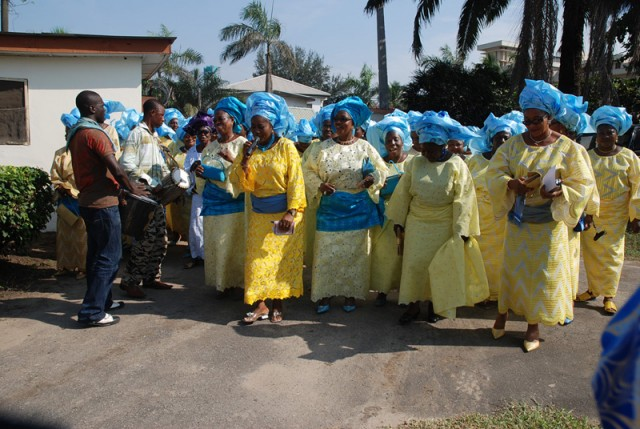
[[333, 117, 352, 124], [523, 115, 548, 126], [197, 129, 211, 135]]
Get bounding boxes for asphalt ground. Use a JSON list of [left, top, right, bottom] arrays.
[[1, 242, 638, 428]]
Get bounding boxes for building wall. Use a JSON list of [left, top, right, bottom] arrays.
[[0, 55, 143, 172]]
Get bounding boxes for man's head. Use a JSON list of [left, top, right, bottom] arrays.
[[143, 99, 165, 129], [75, 90, 106, 123]]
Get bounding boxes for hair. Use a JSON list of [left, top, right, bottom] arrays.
[[143, 98, 164, 115], [75, 90, 102, 117]]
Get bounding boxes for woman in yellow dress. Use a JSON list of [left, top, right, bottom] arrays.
[[387, 111, 487, 324], [229, 92, 306, 324], [197, 97, 248, 298], [467, 113, 524, 301], [487, 79, 595, 352], [576, 106, 640, 314], [303, 96, 388, 313], [366, 115, 415, 306]]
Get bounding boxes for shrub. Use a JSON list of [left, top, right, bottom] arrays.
[[0, 166, 54, 253]]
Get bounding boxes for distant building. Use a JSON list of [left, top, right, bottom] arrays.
[[0, 32, 174, 172], [477, 40, 518, 70], [225, 74, 330, 120]]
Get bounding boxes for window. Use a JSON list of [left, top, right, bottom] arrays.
[[0, 79, 29, 145]]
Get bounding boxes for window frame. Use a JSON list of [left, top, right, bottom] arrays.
[[0, 78, 30, 146]]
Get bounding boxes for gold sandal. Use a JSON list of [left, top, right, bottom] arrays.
[[603, 299, 617, 315], [575, 290, 596, 302]]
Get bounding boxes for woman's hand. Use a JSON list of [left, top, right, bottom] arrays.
[[278, 211, 295, 232], [583, 214, 593, 231], [319, 182, 336, 196], [540, 184, 563, 199], [358, 174, 375, 189], [507, 177, 530, 195], [218, 149, 235, 163], [194, 164, 205, 178]]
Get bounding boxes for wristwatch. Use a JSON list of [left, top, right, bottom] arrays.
[[286, 209, 297, 216]]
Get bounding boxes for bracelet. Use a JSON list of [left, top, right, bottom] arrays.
[[287, 209, 297, 216]]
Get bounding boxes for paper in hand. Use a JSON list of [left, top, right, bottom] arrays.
[[542, 166, 557, 190]]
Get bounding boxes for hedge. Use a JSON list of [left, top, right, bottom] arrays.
[[0, 166, 54, 252]]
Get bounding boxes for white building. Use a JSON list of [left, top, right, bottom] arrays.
[[0, 32, 174, 172], [225, 74, 330, 120]]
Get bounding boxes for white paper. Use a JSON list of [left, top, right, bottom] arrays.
[[542, 166, 557, 190]]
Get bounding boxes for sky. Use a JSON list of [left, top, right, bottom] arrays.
[[7, 0, 524, 86]]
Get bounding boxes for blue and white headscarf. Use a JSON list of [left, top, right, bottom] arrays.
[[331, 96, 372, 132], [295, 119, 317, 143], [245, 92, 295, 137], [366, 115, 412, 157], [470, 113, 523, 154], [415, 111, 461, 145], [591, 105, 633, 136], [113, 108, 143, 141], [214, 97, 247, 134], [311, 103, 335, 134], [164, 108, 187, 128], [60, 112, 80, 129], [555, 94, 590, 134], [519, 79, 565, 118]]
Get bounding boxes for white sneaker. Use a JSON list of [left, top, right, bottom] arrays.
[[80, 313, 120, 328]]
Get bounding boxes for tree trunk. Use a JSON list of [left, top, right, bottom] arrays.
[[558, 0, 585, 94], [377, 6, 390, 109], [1, 0, 9, 32], [266, 43, 273, 93], [511, 0, 535, 90]]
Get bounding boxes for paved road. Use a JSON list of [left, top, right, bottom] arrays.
[[1, 243, 638, 428]]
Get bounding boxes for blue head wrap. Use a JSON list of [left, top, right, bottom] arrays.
[[472, 113, 520, 153], [591, 105, 633, 136], [60, 112, 79, 129], [555, 94, 589, 134], [415, 111, 458, 145], [331, 96, 372, 132], [406, 110, 423, 133], [387, 109, 409, 120], [156, 123, 176, 141], [518, 79, 565, 118], [366, 116, 413, 157], [164, 108, 187, 127], [113, 108, 143, 141], [311, 103, 335, 132], [214, 97, 247, 134], [245, 92, 295, 137], [295, 119, 317, 143]]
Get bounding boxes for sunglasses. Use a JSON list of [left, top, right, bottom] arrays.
[[523, 115, 548, 126], [197, 129, 211, 135]]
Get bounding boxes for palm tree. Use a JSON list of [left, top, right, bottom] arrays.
[[219, 1, 293, 92]]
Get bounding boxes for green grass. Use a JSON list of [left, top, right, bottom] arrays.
[[626, 231, 640, 260], [392, 403, 600, 429]]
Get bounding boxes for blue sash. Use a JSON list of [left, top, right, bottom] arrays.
[[316, 191, 382, 232], [201, 183, 244, 216], [250, 193, 288, 214], [380, 174, 402, 200], [58, 195, 80, 216], [508, 199, 554, 225]]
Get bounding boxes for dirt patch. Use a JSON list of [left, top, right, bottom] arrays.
[[0, 232, 60, 292]]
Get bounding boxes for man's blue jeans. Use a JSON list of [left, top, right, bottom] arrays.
[[77, 206, 122, 323]]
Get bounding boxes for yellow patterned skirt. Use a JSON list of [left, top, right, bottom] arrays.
[[371, 219, 402, 294], [499, 220, 573, 325], [581, 196, 629, 298], [244, 210, 304, 305], [204, 212, 245, 291], [55, 205, 87, 272], [311, 228, 374, 302], [567, 229, 581, 299], [304, 198, 317, 269], [476, 199, 506, 300]]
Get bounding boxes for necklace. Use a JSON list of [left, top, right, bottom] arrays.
[[334, 137, 356, 145], [527, 131, 551, 146]]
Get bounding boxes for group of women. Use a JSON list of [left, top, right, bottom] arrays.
[[145, 78, 639, 353]]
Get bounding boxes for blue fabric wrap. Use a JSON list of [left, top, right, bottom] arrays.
[[245, 92, 294, 136], [215, 97, 247, 134], [60, 113, 79, 129], [508, 200, 554, 226], [316, 191, 382, 232], [331, 96, 372, 131], [201, 164, 225, 182], [380, 174, 401, 200], [202, 183, 244, 216], [58, 195, 80, 216], [65, 118, 114, 151], [250, 193, 288, 214], [518, 79, 565, 118], [362, 157, 376, 178], [591, 105, 633, 136]]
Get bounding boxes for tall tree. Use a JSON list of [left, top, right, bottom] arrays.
[[375, 6, 390, 109], [254, 45, 330, 90], [557, 0, 586, 94], [172, 66, 231, 114], [220, 1, 293, 92], [345, 64, 379, 106]]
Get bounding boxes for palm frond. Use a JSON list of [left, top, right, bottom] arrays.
[[364, 0, 395, 15], [457, 0, 495, 59]]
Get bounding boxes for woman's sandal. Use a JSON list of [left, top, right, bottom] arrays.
[[603, 299, 617, 315], [242, 311, 269, 324], [270, 310, 283, 323], [575, 290, 596, 302]]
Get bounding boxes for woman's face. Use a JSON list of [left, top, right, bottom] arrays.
[[385, 131, 404, 160], [197, 126, 212, 144], [168, 118, 179, 131], [183, 133, 196, 150], [523, 108, 550, 136], [492, 131, 511, 151], [411, 131, 421, 152], [333, 110, 354, 139], [321, 120, 333, 140], [446, 139, 464, 155], [596, 124, 618, 148], [251, 115, 274, 142], [423, 142, 444, 162], [214, 110, 234, 139]]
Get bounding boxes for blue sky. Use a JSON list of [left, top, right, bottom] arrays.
[[8, 0, 523, 85]]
